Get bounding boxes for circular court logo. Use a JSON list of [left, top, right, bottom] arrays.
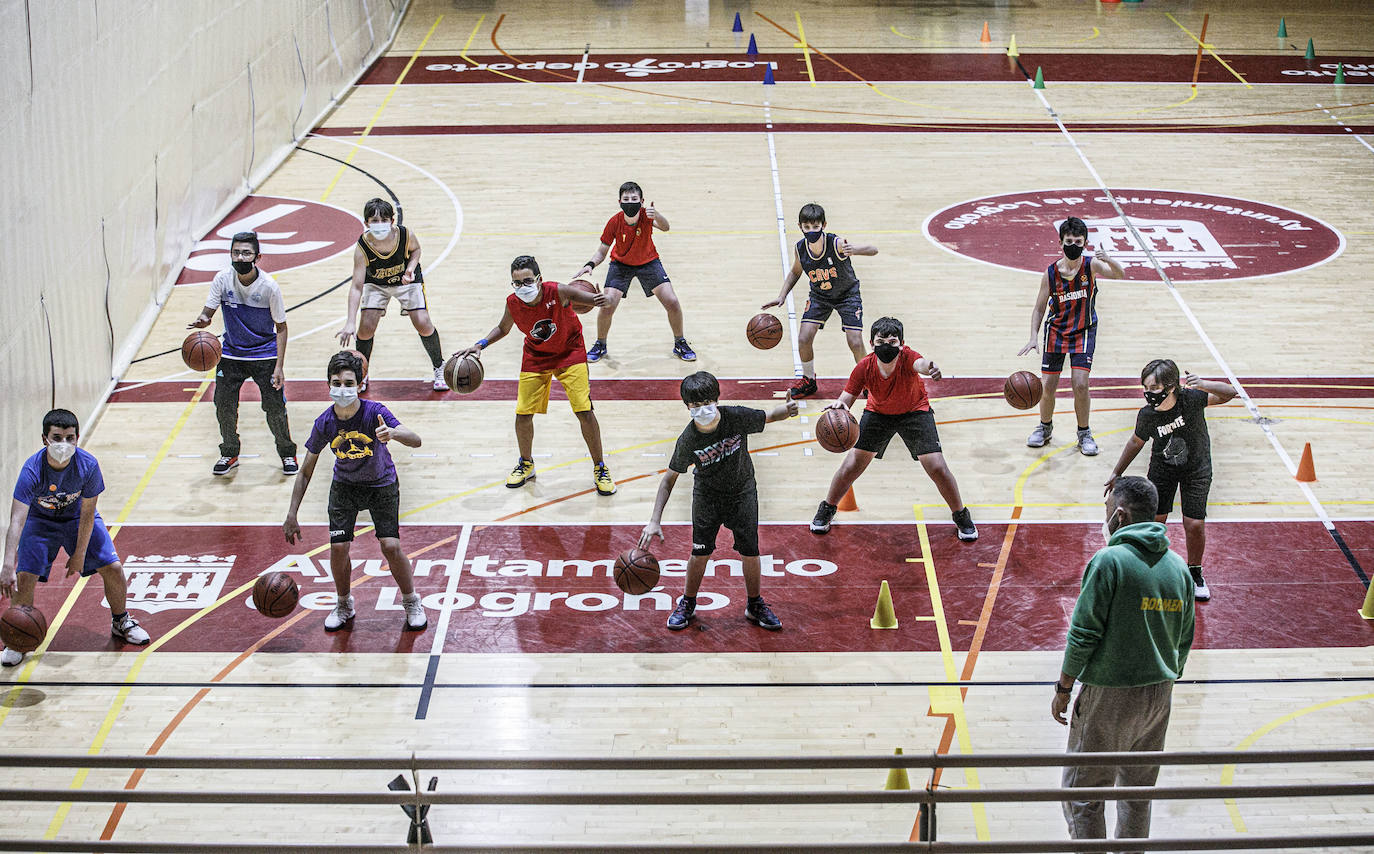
[[176, 195, 363, 285], [922, 189, 1344, 281]]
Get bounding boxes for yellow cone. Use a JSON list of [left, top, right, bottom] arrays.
[[884, 747, 911, 790], [1007, 34, 1019, 57], [871, 580, 898, 629], [1360, 583, 1374, 620]]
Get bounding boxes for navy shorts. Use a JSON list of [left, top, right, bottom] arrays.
[[1149, 463, 1212, 520], [17, 514, 120, 580], [328, 480, 401, 543], [854, 408, 942, 460], [604, 259, 670, 297], [1042, 325, 1096, 373], [691, 488, 760, 557], [802, 287, 863, 331]]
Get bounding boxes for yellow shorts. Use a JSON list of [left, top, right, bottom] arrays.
[[516, 362, 592, 415]]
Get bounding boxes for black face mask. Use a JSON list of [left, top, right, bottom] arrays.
[[805, 229, 825, 243], [874, 343, 900, 363], [1062, 243, 1084, 261], [620, 201, 641, 217], [1143, 387, 1171, 408], [231, 259, 255, 275]]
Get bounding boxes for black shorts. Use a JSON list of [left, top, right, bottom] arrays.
[[604, 259, 670, 297], [691, 488, 760, 557], [801, 287, 863, 330], [854, 408, 942, 460], [328, 480, 401, 543], [1148, 463, 1211, 520]]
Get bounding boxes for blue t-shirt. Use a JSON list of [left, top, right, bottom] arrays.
[[13, 447, 106, 522], [305, 399, 400, 487]]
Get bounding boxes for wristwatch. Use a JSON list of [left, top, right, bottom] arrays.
[[1054, 682, 1073, 695]]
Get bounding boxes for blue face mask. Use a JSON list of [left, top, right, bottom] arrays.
[[805, 229, 825, 243]]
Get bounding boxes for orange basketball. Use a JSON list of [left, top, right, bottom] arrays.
[[346, 349, 369, 380], [181, 331, 222, 372], [1004, 371, 1043, 410], [614, 548, 661, 595], [816, 408, 859, 453], [567, 277, 599, 315], [443, 353, 484, 394], [746, 313, 783, 350], [252, 572, 299, 619], [0, 604, 48, 653]]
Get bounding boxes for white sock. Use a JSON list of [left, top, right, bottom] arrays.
[[801, 360, 815, 378]]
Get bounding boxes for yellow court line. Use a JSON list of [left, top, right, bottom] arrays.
[[1165, 12, 1252, 89], [318, 14, 445, 203], [460, 14, 485, 61], [793, 12, 816, 87]]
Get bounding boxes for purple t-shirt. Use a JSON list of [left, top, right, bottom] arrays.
[[305, 399, 400, 487], [13, 447, 105, 522]]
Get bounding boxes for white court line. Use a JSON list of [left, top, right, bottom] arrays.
[[576, 44, 590, 84], [1029, 83, 1341, 534], [111, 516, 1374, 527], [1316, 102, 1374, 156], [762, 100, 805, 378], [428, 524, 471, 656]]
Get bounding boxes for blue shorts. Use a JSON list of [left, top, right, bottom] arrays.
[[1042, 325, 1096, 373], [17, 513, 120, 581], [802, 287, 863, 331], [604, 259, 670, 297]]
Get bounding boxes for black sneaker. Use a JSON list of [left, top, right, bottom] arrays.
[[789, 376, 818, 399], [281, 456, 299, 476], [666, 596, 696, 630], [212, 456, 239, 476], [953, 507, 978, 542], [1190, 566, 1211, 601], [811, 500, 838, 534], [745, 597, 782, 630], [587, 339, 608, 363], [673, 338, 697, 361]]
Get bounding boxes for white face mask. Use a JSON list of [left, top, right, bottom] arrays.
[[367, 222, 392, 239], [46, 441, 76, 464], [330, 385, 359, 407], [689, 403, 718, 426], [514, 283, 540, 302], [1101, 510, 1119, 543]]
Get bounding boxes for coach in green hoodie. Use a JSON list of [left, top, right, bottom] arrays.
[[1052, 475, 1195, 851]]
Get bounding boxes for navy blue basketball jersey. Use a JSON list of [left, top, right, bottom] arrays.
[[795, 233, 859, 299]]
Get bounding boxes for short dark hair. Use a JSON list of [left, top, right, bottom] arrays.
[[798, 203, 826, 226], [869, 316, 904, 344], [1112, 476, 1159, 525], [618, 181, 643, 199], [680, 371, 720, 405], [1141, 358, 1180, 388], [1058, 217, 1088, 241], [42, 408, 79, 439], [363, 197, 395, 221], [511, 255, 541, 277], [231, 231, 260, 254], [327, 351, 364, 382]]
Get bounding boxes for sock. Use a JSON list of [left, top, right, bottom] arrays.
[[1078, 424, 1090, 432], [801, 360, 815, 378], [355, 336, 374, 362], [402, 591, 421, 602], [1040, 420, 1053, 428], [595, 338, 606, 345], [682, 594, 697, 603], [420, 330, 444, 368], [747, 595, 763, 604], [111, 612, 127, 623]]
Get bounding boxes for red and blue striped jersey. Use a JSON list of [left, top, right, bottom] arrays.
[[1043, 256, 1097, 353]]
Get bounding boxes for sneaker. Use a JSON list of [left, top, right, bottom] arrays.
[[594, 463, 617, 496], [282, 456, 299, 476], [745, 597, 782, 631], [111, 614, 151, 645], [673, 338, 697, 362], [432, 366, 449, 392], [789, 375, 819, 400], [666, 596, 697, 630], [401, 592, 428, 631], [1026, 422, 1053, 448], [507, 458, 536, 488], [1077, 428, 1099, 457], [324, 594, 356, 631], [587, 339, 608, 363], [1, 647, 22, 667], [810, 500, 838, 534], [212, 455, 239, 476], [1190, 566, 1211, 602], [953, 507, 979, 542]]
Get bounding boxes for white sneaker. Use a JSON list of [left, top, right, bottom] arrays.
[[1077, 428, 1100, 456], [112, 614, 151, 645], [1190, 566, 1211, 602], [324, 594, 356, 631], [432, 366, 449, 392], [1, 647, 23, 667], [402, 592, 428, 631], [1026, 422, 1053, 448]]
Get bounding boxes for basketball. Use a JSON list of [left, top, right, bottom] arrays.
[[346, 349, 369, 380], [613, 548, 661, 595], [443, 353, 484, 394], [1004, 371, 1043, 410], [181, 331, 221, 372], [816, 408, 859, 453], [746, 313, 784, 350], [252, 572, 299, 619], [0, 604, 48, 653], [567, 277, 600, 315]]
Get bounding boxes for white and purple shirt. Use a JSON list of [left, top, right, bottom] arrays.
[[205, 268, 287, 360]]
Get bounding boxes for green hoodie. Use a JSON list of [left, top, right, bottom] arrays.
[[1062, 521, 1195, 687]]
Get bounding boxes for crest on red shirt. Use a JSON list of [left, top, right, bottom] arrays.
[[531, 319, 557, 342]]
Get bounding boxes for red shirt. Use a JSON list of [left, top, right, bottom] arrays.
[[844, 346, 930, 415], [506, 282, 587, 372], [601, 212, 660, 266]]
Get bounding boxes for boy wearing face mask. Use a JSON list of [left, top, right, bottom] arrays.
[[811, 316, 977, 541], [1104, 359, 1236, 601], [336, 198, 449, 393], [575, 181, 696, 364], [282, 352, 428, 632], [640, 371, 799, 631], [762, 203, 877, 399], [190, 231, 298, 477], [1018, 216, 1125, 456], [1, 409, 151, 666], [451, 255, 613, 495]]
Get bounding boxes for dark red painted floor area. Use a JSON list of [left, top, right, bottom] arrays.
[[24, 522, 1372, 657]]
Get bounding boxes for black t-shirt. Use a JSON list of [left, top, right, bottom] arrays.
[[1134, 386, 1211, 473], [668, 406, 767, 495]]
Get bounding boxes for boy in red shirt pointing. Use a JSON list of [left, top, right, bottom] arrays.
[[810, 316, 977, 541]]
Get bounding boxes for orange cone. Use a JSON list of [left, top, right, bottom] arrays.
[[838, 485, 859, 511], [1296, 443, 1317, 482], [979, 21, 991, 43]]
